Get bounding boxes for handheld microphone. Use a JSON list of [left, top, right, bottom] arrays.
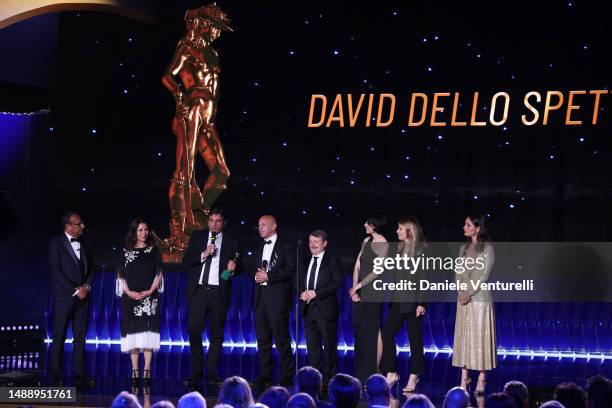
[[208, 231, 218, 257]]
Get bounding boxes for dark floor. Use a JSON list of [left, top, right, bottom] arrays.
[[0, 343, 610, 407]]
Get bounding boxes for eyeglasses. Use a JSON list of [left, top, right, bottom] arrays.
[[70, 221, 84, 226]]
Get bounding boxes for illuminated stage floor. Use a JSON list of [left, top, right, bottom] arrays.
[[1, 344, 610, 407]]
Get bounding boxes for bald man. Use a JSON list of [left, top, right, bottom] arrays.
[[252, 215, 296, 389]]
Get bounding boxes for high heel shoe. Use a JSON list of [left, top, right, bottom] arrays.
[[475, 378, 486, 396], [385, 372, 400, 387], [143, 369, 152, 387], [402, 374, 419, 394], [131, 369, 141, 387]]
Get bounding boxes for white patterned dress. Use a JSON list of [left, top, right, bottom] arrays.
[[116, 246, 164, 352]]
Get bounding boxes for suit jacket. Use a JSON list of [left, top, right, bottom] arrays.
[[251, 237, 296, 313], [48, 234, 94, 302], [182, 229, 241, 307], [297, 252, 342, 320]]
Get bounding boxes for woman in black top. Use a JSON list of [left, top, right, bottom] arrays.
[[116, 218, 164, 386], [381, 216, 427, 393], [349, 216, 388, 384]]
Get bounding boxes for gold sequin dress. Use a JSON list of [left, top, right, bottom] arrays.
[[452, 243, 497, 370]]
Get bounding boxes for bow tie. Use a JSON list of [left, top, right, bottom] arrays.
[[264, 240, 272, 245], [70, 237, 80, 243]]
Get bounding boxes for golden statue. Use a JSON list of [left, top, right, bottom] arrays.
[[160, 3, 232, 261]]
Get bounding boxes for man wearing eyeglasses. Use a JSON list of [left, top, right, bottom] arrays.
[[48, 211, 95, 386]]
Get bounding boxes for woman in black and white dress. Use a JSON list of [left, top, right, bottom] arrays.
[[116, 218, 164, 386]]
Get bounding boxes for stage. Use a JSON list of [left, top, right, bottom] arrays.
[[1, 343, 610, 407]]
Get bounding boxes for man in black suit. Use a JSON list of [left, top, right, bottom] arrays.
[[48, 211, 95, 385], [183, 206, 240, 387], [252, 215, 296, 388], [298, 230, 342, 384]]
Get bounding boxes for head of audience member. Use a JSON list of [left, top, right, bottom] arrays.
[[152, 401, 176, 408], [214, 404, 234, 408], [296, 366, 324, 400], [365, 374, 390, 407], [441, 387, 470, 408], [553, 382, 586, 408], [309, 231, 328, 257], [484, 393, 517, 408], [402, 394, 435, 408], [586, 375, 612, 408], [219, 376, 255, 408], [364, 216, 387, 237], [328, 374, 362, 408], [258, 215, 277, 239], [62, 210, 85, 238], [539, 402, 565, 408], [504, 381, 529, 408], [259, 386, 291, 408], [112, 391, 142, 408], [253, 404, 269, 408], [287, 393, 316, 408], [178, 391, 206, 408]]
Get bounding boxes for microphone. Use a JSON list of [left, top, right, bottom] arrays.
[[208, 231, 218, 257]]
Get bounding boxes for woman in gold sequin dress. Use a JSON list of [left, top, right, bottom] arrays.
[[452, 214, 497, 395]]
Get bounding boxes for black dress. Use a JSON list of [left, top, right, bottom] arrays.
[[352, 238, 382, 384], [116, 246, 163, 352]]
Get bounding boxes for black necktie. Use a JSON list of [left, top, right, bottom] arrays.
[[70, 237, 79, 243], [202, 234, 217, 285], [307, 256, 318, 290], [264, 239, 272, 245]]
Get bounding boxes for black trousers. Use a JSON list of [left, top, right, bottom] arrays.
[[188, 285, 227, 377], [254, 293, 294, 381], [352, 301, 381, 384], [50, 298, 90, 376], [304, 305, 337, 381], [381, 302, 425, 375]]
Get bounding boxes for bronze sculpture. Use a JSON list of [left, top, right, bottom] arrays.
[[160, 3, 232, 261]]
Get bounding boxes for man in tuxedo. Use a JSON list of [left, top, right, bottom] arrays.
[[48, 211, 95, 385], [252, 215, 296, 388], [298, 230, 342, 384], [183, 206, 240, 387]]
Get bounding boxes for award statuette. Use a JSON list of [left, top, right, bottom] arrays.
[[221, 252, 240, 280]]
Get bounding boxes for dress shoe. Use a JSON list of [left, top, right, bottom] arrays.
[[207, 374, 222, 386], [279, 376, 294, 387], [74, 374, 94, 387], [51, 374, 64, 387], [251, 376, 272, 389], [184, 373, 204, 387]]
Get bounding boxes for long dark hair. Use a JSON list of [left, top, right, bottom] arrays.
[[466, 213, 490, 253], [124, 218, 155, 250]]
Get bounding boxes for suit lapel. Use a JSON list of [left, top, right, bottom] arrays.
[[62, 235, 80, 268], [269, 239, 279, 271]]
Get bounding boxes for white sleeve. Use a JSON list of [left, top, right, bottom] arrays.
[[115, 278, 125, 297], [158, 275, 164, 294]]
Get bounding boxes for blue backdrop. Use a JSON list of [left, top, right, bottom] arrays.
[[44, 266, 612, 357]]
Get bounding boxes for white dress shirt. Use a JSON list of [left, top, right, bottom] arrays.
[[306, 251, 325, 290], [198, 231, 223, 285], [65, 232, 81, 260]]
